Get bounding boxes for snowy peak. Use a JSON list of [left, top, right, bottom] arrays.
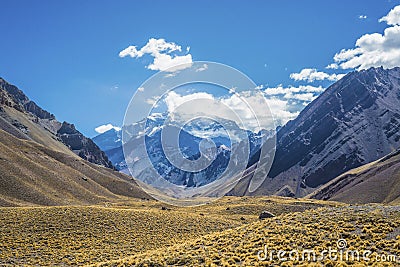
[[94, 113, 270, 186], [93, 128, 122, 151]]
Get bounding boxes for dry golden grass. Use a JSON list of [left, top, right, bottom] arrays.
[[0, 196, 341, 266], [93, 204, 400, 267], [0, 204, 238, 266], [0, 196, 398, 266]]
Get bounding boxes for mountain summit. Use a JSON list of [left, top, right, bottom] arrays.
[[250, 67, 400, 197], [0, 77, 149, 206], [0, 78, 113, 168], [94, 114, 269, 188]]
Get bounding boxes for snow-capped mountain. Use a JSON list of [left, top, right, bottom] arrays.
[[94, 114, 270, 187], [92, 128, 122, 151]]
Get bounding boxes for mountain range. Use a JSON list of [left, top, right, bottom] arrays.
[[1, 66, 400, 206], [94, 114, 269, 188], [91, 67, 400, 203], [241, 67, 400, 200]]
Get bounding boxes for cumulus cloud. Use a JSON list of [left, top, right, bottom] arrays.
[[332, 5, 400, 70], [95, 124, 121, 134], [284, 92, 316, 102], [359, 15, 367, 19], [145, 96, 160, 106], [326, 63, 339, 69], [264, 84, 324, 95], [119, 38, 193, 72], [264, 85, 324, 102], [379, 5, 400, 25], [164, 91, 214, 113], [265, 97, 299, 126], [290, 68, 345, 82], [221, 93, 298, 129], [161, 91, 298, 131]]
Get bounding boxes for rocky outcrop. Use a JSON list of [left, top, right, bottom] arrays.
[[259, 211, 275, 219], [0, 78, 28, 105], [24, 101, 55, 120], [57, 122, 114, 169], [0, 77, 114, 169]]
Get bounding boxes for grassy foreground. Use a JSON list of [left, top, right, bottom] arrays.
[[0, 197, 399, 266]]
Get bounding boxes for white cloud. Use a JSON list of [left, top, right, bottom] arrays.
[[164, 72, 178, 78], [283, 92, 316, 102], [95, 124, 121, 134], [326, 63, 339, 69], [332, 5, 400, 70], [119, 38, 193, 72], [145, 96, 160, 106], [148, 53, 192, 72], [223, 94, 299, 128], [164, 91, 214, 113], [265, 97, 299, 126], [379, 5, 400, 25], [264, 85, 324, 102], [359, 15, 367, 19], [195, 63, 208, 72], [290, 68, 345, 82], [161, 91, 298, 131], [264, 84, 324, 95]]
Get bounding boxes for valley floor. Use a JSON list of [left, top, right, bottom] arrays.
[[0, 197, 399, 266]]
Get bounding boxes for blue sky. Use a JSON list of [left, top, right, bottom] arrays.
[[1, 0, 399, 137]]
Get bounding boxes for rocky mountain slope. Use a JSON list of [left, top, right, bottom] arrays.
[[307, 148, 400, 204], [250, 67, 400, 197], [0, 78, 113, 168], [0, 129, 149, 206], [0, 78, 148, 206], [57, 121, 114, 168]]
